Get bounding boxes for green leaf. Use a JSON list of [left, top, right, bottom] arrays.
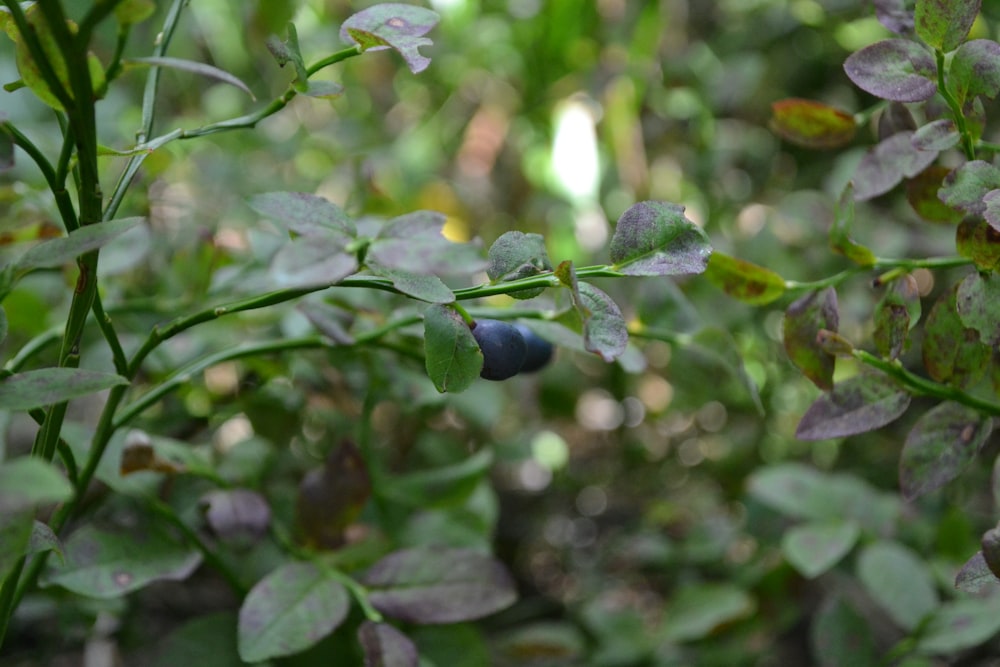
[[769, 98, 857, 149], [114, 0, 156, 26], [367, 266, 455, 304], [948, 39, 1000, 105], [381, 448, 493, 508], [705, 252, 785, 305], [578, 282, 628, 362], [873, 274, 920, 359], [955, 552, 998, 593], [248, 191, 356, 237], [796, 372, 911, 440], [0, 368, 129, 411], [609, 201, 711, 276], [44, 521, 202, 598], [423, 304, 481, 393], [29, 520, 63, 563], [340, 4, 441, 74], [14, 217, 145, 272], [358, 621, 419, 667], [783, 288, 839, 390], [781, 519, 860, 579], [367, 211, 485, 276], [364, 547, 517, 624], [486, 231, 552, 299], [856, 540, 939, 631], [917, 598, 1000, 654], [915, 0, 980, 53], [810, 595, 879, 667], [128, 57, 255, 99], [912, 119, 959, 151], [0, 457, 73, 514], [153, 612, 242, 667], [956, 271, 1000, 345], [269, 235, 359, 288], [238, 561, 350, 662], [660, 583, 755, 642], [829, 182, 877, 265], [906, 165, 963, 224], [956, 218, 1000, 270], [923, 282, 993, 388], [843, 39, 937, 103], [0, 512, 32, 582], [900, 401, 992, 500], [939, 160, 1000, 217]]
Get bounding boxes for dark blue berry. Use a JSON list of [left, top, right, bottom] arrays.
[[471, 319, 527, 381], [514, 324, 554, 373]]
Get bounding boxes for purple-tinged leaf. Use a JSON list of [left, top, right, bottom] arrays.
[[238, 561, 349, 662], [769, 99, 857, 149], [878, 102, 917, 140], [939, 160, 1000, 217], [0, 457, 72, 514], [340, 4, 440, 74], [781, 519, 861, 579], [906, 165, 964, 224], [15, 217, 145, 271], [874, 0, 915, 34], [0, 368, 129, 411], [296, 441, 372, 550], [956, 551, 998, 593], [423, 304, 481, 393], [248, 191, 356, 236], [796, 373, 911, 441], [915, 0, 980, 53], [949, 40, 1000, 105], [984, 189, 1000, 232], [705, 252, 785, 305], [957, 218, 1000, 270], [810, 595, 879, 667], [899, 401, 992, 500], [358, 621, 419, 667], [829, 182, 876, 265], [609, 201, 711, 276], [363, 547, 517, 624], [486, 231, 552, 299], [368, 211, 485, 276], [128, 57, 255, 99], [578, 282, 628, 362], [911, 119, 959, 151], [873, 274, 920, 360], [856, 541, 938, 631], [843, 39, 937, 102], [956, 271, 1000, 345], [44, 521, 202, 599], [270, 235, 358, 288], [916, 598, 1000, 654], [783, 288, 839, 390], [853, 131, 939, 200], [200, 489, 271, 547], [923, 282, 992, 387]]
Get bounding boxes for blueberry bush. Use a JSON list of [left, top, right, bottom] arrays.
[[2, 0, 1000, 665]]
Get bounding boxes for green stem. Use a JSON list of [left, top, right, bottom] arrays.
[[784, 256, 972, 292], [935, 49, 976, 161], [92, 294, 129, 376], [854, 350, 1000, 417], [2, 326, 63, 373]]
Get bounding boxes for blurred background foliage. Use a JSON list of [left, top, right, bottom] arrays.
[[5, 0, 1000, 665]]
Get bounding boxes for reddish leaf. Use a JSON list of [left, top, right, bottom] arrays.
[[705, 252, 786, 305], [783, 288, 839, 390], [899, 401, 992, 500], [843, 39, 937, 103], [769, 99, 856, 149], [796, 373, 911, 441], [956, 218, 1000, 270]]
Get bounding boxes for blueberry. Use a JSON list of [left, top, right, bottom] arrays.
[[514, 323, 554, 373], [471, 319, 527, 381]]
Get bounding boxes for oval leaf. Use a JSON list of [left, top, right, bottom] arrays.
[[900, 401, 993, 500], [915, 0, 980, 53], [15, 217, 146, 271], [609, 201, 711, 276], [906, 165, 964, 224], [770, 98, 857, 149], [783, 288, 840, 390], [853, 131, 939, 201], [270, 235, 359, 288], [248, 191, 356, 237], [922, 282, 992, 387], [368, 211, 485, 277], [782, 519, 861, 579], [423, 304, 481, 393], [45, 521, 202, 599], [939, 160, 1000, 217], [916, 598, 1000, 654], [705, 252, 785, 305], [796, 373, 911, 440], [486, 231, 552, 299], [0, 457, 72, 514], [843, 39, 937, 103], [238, 561, 350, 662], [956, 271, 1000, 345], [856, 540, 939, 631], [661, 584, 755, 642], [363, 547, 517, 624], [949, 39, 1000, 105], [0, 368, 129, 411], [811, 595, 879, 667], [358, 621, 419, 667], [340, 4, 440, 74], [579, 282, 628, 362], [955, 551, 998, 593]]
